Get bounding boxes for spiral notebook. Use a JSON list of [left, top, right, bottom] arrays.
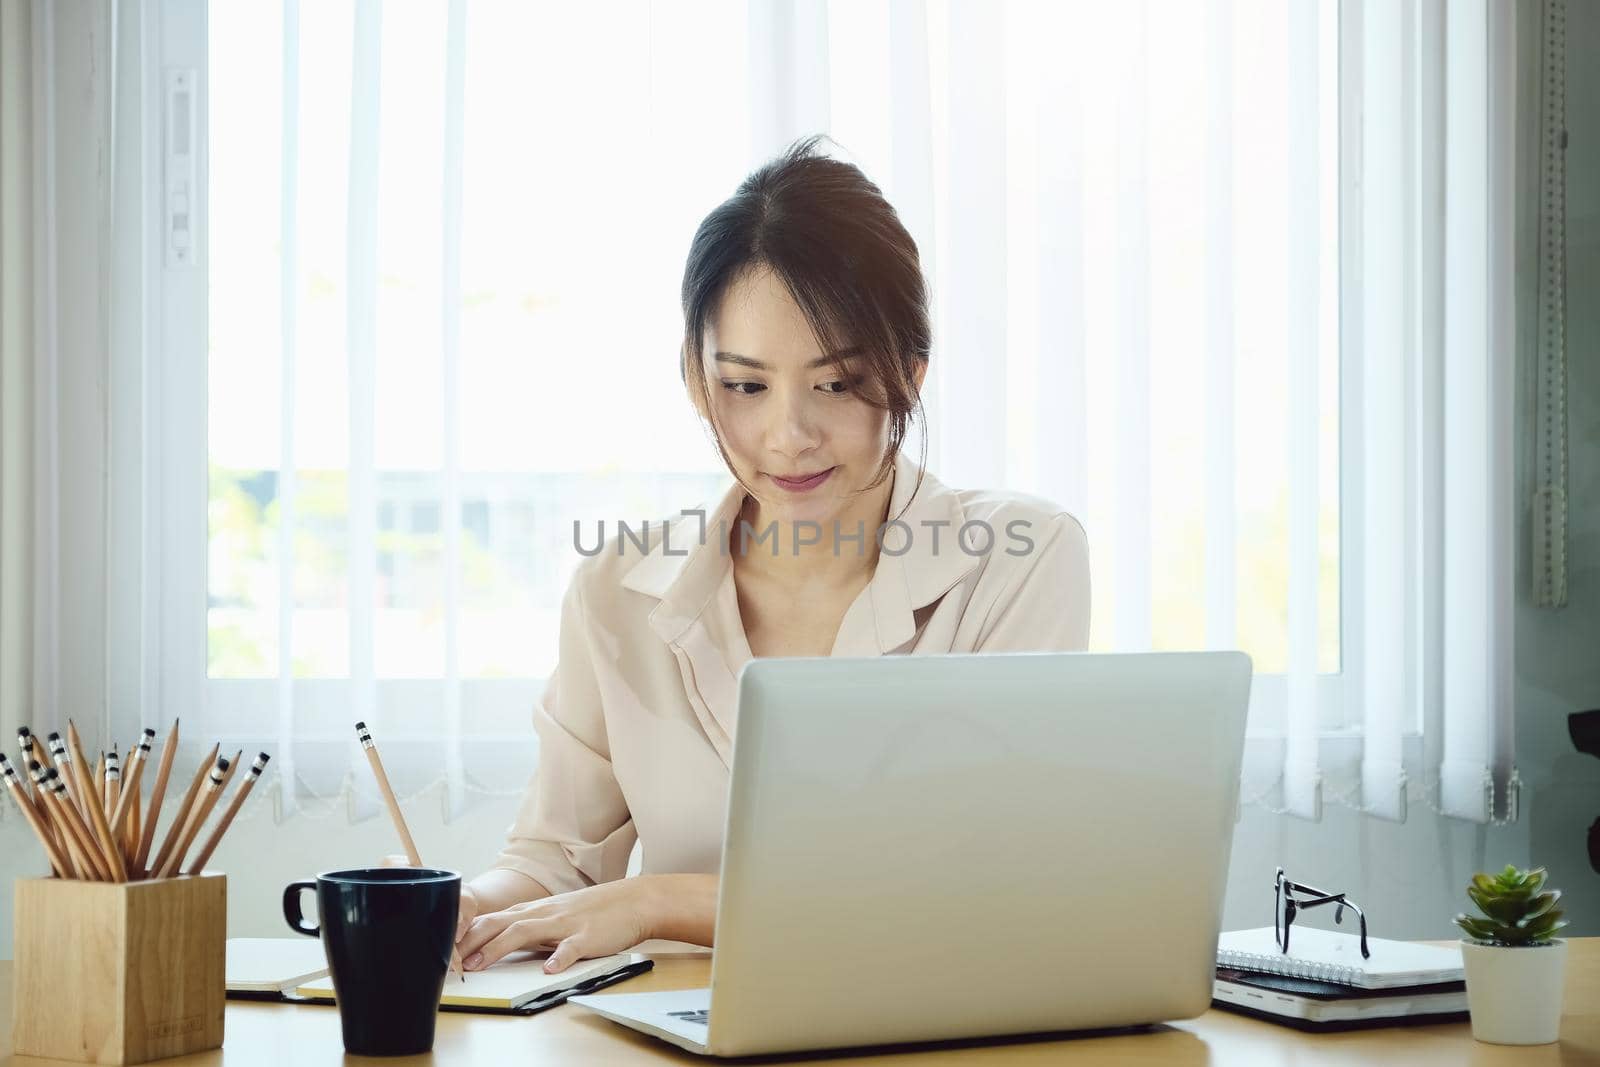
[[1217, 927, 1464, 990]]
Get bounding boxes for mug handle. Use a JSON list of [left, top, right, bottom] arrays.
[[283, 881, 320, 937]]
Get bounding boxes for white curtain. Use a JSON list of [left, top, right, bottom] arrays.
[[0, 0, 34, 751], [0, 0, 32, 749], [1338, 0, 1518, 824], [36, 0, 1517, 826], [0, 0, 125, 761]]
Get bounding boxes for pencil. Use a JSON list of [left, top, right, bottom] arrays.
[[133, 719, 180, 876], [355, 722, 463, 980], [17, 727, 43, 801], [109, 728, 155, 845], [27, 763, 79, 877], [149, 741, 218, 879], [67, 721, 127, 881], [41, 767, 109, 880], [355, 722, 421, 864], [127, 782, 142, 858], [26, 768, 61, 858], [155, 754, 232, 879], [46, 733, 83, 821], [29, 764, 82, 878], [186, 752, 270, 875], [17, 729, 60, 852], [1, 755, 69, 877], [105, 748, 122, 823]]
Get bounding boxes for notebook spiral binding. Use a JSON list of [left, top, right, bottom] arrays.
[[1216, 949, 1363, 986]]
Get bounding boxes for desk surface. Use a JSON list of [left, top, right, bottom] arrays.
[[3, 940, 1596, 1065]]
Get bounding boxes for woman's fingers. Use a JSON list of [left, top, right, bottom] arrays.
[[467, 917, 565, 971], [457, 908, 520, 960], [543, 936, 583, 974]]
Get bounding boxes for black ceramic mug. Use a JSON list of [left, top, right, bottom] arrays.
[[283, 867, 461, 1056]]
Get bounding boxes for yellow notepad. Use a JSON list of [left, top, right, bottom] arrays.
[[294, 950, 638, 1011]]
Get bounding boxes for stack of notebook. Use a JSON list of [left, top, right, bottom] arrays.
[[1212, 927, 1468, 1031]]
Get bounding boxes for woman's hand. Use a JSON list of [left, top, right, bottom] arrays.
[[458, 877, 658, 975], [456, 885, 481, 945]]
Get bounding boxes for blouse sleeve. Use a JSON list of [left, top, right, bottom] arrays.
[[975, 512, 1091, 653], [492, 573, 638, 896]]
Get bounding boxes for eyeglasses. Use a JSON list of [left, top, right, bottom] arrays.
[[1274, 867, 1370, 959]]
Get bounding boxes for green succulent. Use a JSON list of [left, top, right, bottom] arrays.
[[1454, 865, 1569, 946]]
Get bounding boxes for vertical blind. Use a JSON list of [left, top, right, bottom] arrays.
[[0, 0, 1512, 827]]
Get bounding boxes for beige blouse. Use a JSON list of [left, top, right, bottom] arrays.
[[492, 452, 1091, 896]]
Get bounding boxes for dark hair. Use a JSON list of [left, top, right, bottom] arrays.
[[679, 135, 930, 505]]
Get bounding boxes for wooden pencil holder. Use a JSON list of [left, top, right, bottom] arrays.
[[11, 873, 226, 1065]]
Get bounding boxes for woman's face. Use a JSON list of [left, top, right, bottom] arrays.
[[698, 265, 905, 529]]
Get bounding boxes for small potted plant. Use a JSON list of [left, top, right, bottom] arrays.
[[1455, 864, 1570, 1045]]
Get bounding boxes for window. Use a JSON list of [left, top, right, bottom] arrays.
[[136, 0, 1513, 821]]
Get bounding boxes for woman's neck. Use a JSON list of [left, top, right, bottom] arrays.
[[733, 470, 894, 590]]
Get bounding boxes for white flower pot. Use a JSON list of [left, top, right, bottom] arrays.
[[1460, 938, 1568, 1045]]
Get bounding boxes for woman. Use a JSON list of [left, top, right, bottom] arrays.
[[454, 137, 1090, 975]]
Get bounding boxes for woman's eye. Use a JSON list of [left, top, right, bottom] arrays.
[[720, 380, 765, 396], [818, 379, 851, 395]]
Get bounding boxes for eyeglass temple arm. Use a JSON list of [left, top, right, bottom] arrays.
[[1278, 888, 1372, 960]]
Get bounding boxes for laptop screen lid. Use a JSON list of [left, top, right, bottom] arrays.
[[703, 650, 1252, 1057]]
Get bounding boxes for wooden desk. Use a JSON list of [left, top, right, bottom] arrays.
[[3, 940, 1596, 1065]]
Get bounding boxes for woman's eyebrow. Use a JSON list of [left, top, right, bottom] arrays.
[[713, 347, 862, 370]]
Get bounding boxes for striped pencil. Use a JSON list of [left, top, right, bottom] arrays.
[[1, 755, 68, 877], [186, 752, 270, 875], [149, 742, 218, 879], [133, 720, 180, 876], [155, 755, 233, 879], [66, 722, 126, 882]]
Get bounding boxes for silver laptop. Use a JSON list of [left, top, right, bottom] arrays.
[[571, 651, 1252, 1056]]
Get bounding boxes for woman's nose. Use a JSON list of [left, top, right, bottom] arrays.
[[767, 390, 821, 457]]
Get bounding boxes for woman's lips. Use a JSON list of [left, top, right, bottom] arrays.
[[769, 467, 835, 493]]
